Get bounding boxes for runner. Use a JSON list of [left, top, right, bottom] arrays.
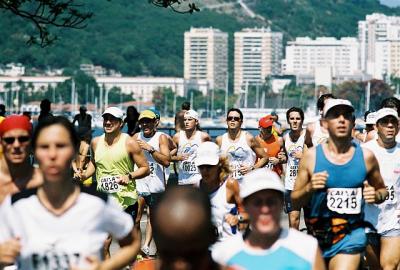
[[172, 109, 210, 186], [72, 105, 92, 139], [255, 116, 285, 177], [354, 111, 376, 143], [291, 99, 388, 270], [0, 115, 43, 269], [307, 94, 335, 146], [174, 101, 190, 133], [152, 186, 220, 270], [362, 108, 400, 270], [216, 108, 268, 182], [282, 107, 312, 229], [196, 141, 245, 243], [81, 106, 149, 258], [0, 116, 140, 270], [212, 169, 325, 270], [133, 110, 171, 257]]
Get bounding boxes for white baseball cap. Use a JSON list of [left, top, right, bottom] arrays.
[[102, 107, 124, 120], [323, 99, 354, 117], [365, 112, 377, 125], [184, 109, 199, 121], [375, 108, 398, 123], [240, 169, 284, 199], [195, 142, 220, 167]]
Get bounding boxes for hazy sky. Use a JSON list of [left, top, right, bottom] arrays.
[[381, 0, 400, 7]]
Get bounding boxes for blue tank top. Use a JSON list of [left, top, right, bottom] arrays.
[[308, 142, 367, 223]]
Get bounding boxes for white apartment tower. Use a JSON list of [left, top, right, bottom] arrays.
[[184, 27, 228, 90], [282, 37, 360, 78], [234, 28, 283, 94], [358, 13, 400, 79]]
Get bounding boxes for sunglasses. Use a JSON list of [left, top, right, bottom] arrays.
[[227, 116, 241, 121], [2, 136, 30, 144]]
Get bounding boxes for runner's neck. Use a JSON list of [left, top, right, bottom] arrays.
[[227, 128, 241, 141]]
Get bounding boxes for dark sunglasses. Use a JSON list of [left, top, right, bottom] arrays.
[[227, 116, 241, 121], [2, 136, 30, 144]]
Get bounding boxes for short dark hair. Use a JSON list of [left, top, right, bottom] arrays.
[[317, 94, 335, 111], [181, 102, 191, 110], [32, 116, 79, 152], [227, 108, 243, 120], [380, 97, 400, 115], [286, 107, 304, 122]]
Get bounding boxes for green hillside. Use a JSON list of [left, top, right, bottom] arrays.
[[0, 0, 399, 77]]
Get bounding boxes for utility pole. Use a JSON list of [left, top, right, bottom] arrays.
[[225, 73, 229, 116]]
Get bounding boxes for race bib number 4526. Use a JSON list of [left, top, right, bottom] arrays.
[[99, 176, 121, 193], [327, 188, 362, 214]]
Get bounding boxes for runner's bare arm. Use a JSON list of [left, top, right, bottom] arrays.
[[80, 137, 98, 180], [127, 138, 150, 180], [362, 148, 388, 204], [291, 148, 316, 209], [167, 135, 177, 151], [305, 128, 314, 148], [249, 134, 268, 169], [201, 132, 211, 142], [215, 135, 222, 147], [226, 178, 249, 224], [170, 133, 184, 161], [151, 134, 171, 167], [277, 137, 287, 164]]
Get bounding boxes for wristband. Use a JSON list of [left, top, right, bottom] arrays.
[[148, 147, 155, 154]]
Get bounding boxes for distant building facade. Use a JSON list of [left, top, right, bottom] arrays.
[[358, 13, 400, 79], [184, 27, 228, 91], [234, 27, 283, 94], [282, 37, 361, 84]]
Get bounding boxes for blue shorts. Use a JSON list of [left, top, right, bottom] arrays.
[[323, 227, 366, 258], [284, 190, 294, 213]]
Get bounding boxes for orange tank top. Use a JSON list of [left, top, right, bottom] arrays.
[[258, 135, 283, 176]]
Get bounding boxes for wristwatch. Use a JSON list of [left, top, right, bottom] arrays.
[[128, 173, 134, 181], [148, 147, 155, 154], [237, 214, 244, 223]]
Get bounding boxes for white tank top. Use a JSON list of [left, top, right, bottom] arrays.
[[209, 179, 237, 242], [284, 130, 306, 190], [363, 140, 400, 234], [312, 120, 329, 146], [177, 130, 202, 185], [220, 131, 256, 181], [137, 132, 168, 193]]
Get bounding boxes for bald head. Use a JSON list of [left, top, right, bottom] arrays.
[[153, 186, 215, 257]]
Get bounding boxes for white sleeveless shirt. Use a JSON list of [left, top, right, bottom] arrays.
[[284, 130, 306, 190], [209, 179, 237, 242], [362, 140, 400, 234], [137, 131, 168, 193], [177, 130, 202, 185], [220, 131, 256, 181]]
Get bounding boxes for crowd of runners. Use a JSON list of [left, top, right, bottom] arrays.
[[0, 94, 399, 270]]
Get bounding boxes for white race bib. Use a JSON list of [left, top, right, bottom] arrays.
[[385, 185, 397, 204], [327, 188, 362, 214], [231, 163, 243, 180], [288, 165, 299, 178], [182, 161, 197, 173], [149, 162, 156, 177], [99, 176, 121, 193]]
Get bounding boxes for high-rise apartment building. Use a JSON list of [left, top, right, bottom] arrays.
[[358, 13, 400, 79], [282, 37, 360, 78], [234, 28, 283, 94], [184, 27, 228, 91]]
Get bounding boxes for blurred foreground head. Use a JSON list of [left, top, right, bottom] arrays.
[[153, 186, 217, 270]]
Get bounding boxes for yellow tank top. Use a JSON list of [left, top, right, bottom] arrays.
[[95, 133, 137, 209]]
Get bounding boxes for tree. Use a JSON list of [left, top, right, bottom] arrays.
[[1, 0, 199, 47]]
